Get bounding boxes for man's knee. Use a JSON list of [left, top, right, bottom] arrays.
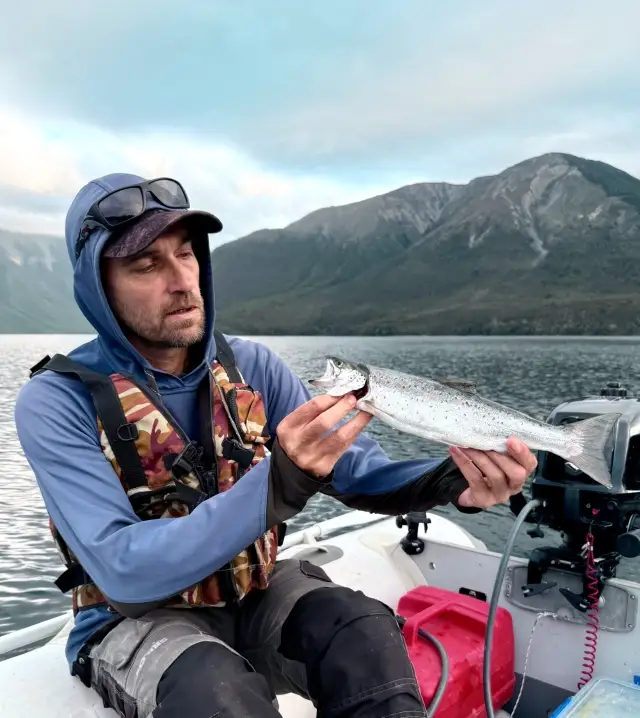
[[278, 587, 424, 715], [159, 641, 247, 691], [155, 642, 280, 717], [278, 585, 399, 666]]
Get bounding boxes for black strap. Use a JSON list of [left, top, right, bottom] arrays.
[[163, 477, 208, 511], [30, 355, 52, 377], [32, 354, 148, 491], [212, 330, 256, 472], [196, 373, 218, 497], [213, 329, 242, 383], [55, 563, 93, 593], [198, 374, 216, 471]]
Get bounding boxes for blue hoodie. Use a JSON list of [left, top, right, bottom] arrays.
[[14, 173, 468, 670]]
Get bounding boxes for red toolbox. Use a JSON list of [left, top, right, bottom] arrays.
[[397, 586, 515, 718]]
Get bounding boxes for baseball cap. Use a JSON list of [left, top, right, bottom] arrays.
[[102, 208, 223, 259]]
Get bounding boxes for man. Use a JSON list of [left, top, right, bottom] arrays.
[[14, 173, 536, 718]]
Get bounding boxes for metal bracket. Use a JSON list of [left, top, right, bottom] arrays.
[[504, 565, 637, 632]]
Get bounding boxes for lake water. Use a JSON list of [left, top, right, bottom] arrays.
[[2, 333, 640, 640]]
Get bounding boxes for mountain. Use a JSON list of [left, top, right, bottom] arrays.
[[212, 153, 640, 335], [2, 151, 640, 335], [0, 230, 90, 333]]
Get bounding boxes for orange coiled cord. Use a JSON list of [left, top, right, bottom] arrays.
[[577, 531, 600, 690]]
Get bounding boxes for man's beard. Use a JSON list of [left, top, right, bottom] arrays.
[[116, 293, 206, 349]]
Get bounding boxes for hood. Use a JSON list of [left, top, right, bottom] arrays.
[[65, 172, 217, 390]]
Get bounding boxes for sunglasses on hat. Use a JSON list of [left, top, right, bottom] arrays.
[[75, 178, 190, 258]]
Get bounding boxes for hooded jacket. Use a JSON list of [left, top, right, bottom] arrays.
[[14, 173, 473, 670]]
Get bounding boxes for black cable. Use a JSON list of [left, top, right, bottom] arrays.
[[396, 614, 449, 717], [483, 498, 543, 718]]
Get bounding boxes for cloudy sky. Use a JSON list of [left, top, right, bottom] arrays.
[[0, 0, 638, 243]]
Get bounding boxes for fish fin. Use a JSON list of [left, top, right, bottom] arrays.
[[560, 412, 622, 488], [438, 377, 477, 394]]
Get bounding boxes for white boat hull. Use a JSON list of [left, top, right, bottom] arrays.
[[0, 509, 638, 717]]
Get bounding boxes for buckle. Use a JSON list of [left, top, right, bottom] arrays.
[[71, 653, 92, 688], [170, 442, 204, 480], [201, 469, 218, 497], [116, 423, 139, 441], [222, 437, 255, 470]]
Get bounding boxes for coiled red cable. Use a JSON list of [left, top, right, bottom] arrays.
[[577, 530, 600, 689]]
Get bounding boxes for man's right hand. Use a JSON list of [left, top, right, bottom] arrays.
[[276, 394, 372, 479]]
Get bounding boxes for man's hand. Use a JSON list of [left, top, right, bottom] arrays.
[[276, 394, 372, 479], [449, 437, 537, 509]]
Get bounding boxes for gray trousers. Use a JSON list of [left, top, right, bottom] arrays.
[[87, 558, 426, 718]]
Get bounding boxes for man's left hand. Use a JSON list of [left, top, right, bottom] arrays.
[[449, 437, 537, 509]]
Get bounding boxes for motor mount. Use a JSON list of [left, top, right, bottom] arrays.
[[396, 511, 431, 555]]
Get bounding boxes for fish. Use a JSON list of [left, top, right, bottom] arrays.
[[309, 356, 622, 488]]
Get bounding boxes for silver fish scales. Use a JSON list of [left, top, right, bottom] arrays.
[[310, 356, 621, 488]]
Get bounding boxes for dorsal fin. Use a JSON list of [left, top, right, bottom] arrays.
[[437, 377, 477, 394]]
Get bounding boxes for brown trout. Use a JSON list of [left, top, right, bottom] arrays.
[[310, 356, 622, 488]]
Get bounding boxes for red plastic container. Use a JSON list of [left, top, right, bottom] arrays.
[[397, 586, 515, 718]]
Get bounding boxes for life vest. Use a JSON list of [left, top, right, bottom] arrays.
[[29, 330, 282, 616]]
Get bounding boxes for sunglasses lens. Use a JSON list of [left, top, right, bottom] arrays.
[[98, 187, 145, 225], [149, 179, 189, 208]]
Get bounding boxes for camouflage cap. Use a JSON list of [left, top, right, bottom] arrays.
[[102, 208, 223, 259]]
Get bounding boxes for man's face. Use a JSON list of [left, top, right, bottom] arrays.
[[102, 224, 205, 349]]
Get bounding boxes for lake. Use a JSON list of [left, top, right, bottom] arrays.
[[2, 333, 640, 639]]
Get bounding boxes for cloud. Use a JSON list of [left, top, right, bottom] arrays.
[[1, 1, 640, 235], [271, 1, 640, 173], [0, 105, 387, 238], [0, 109, 85, 196], [1, 0, 638, 173]]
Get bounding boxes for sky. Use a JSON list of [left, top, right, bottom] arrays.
[[0, 0, 639, 244]]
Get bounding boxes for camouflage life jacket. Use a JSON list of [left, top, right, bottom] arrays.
[[30, 330, 282, 616]]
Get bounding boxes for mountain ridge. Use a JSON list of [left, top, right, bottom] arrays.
[[211, 152, 640, 335], [2, 151, 640, 335]]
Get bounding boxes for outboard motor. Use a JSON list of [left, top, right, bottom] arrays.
[[513, 380, 640, 610]]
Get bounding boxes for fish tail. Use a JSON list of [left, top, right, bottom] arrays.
[[559, 412, 622, 488]]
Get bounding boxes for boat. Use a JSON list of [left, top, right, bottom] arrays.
[[1, 500, 640, 718], [3, 382, 640, 717]]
